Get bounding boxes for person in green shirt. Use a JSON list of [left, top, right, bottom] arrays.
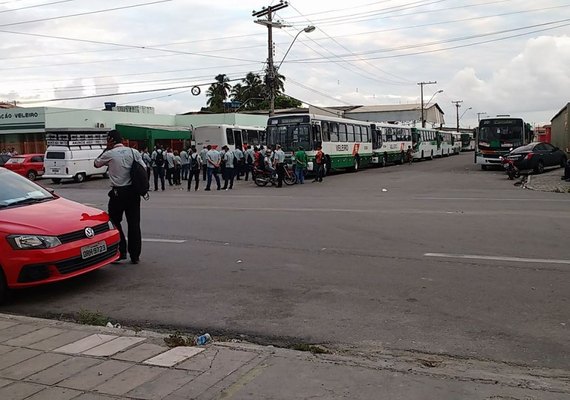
[[294, 146, 308, 184]]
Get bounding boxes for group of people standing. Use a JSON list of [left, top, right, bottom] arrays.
[[139, 143, 326, 192]]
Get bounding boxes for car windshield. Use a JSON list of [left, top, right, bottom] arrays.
[[6, 157, 25, 164], [511, 144, 535, 154], [0, 168, 54, 208]]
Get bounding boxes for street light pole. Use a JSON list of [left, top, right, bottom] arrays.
[[477, 112, 487, 123], [417, 81, 437, 127], [452, 100, 463, 132], [459, 107, 472, 124], [277, 25, 315, 70], [253, 1, 289, 117]]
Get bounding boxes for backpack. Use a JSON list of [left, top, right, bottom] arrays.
[[246, 151, 254, 165], [155, 150, 164, 167], [130, 149, 150, 199], [190, 154, 200, 170]]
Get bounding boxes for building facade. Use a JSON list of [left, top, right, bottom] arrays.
[[550, 103, 569, 154]]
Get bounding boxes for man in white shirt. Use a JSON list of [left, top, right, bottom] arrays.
[[273, 144, 286, 188], [205, 145, 221, 191], [94, 130, 146, 264]]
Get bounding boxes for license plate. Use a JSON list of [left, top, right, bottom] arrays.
[[81, 241, 107, 259], [51, 168, 60, 173]]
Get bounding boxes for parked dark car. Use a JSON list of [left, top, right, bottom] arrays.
[[507, 142, 567, 174], [0, 154, 11, 166]]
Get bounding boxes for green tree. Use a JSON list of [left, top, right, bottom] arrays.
[[206, 74, 231, 113]]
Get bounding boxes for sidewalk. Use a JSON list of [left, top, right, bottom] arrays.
[[525, 168, 570, 193], [0, 313, 569, 400]]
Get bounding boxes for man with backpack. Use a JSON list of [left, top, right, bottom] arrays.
[[188, 146, 202, 191], [151, 145, 166, 191], [244, 145, 255, 181], [233, 146, 244, 180]]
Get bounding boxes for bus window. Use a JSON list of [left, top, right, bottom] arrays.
[[226, 128, 235, 145], [339, 124, 347, 142], [363, 126, 370, 142], [246, 130, 259, 146], [347, 125, 355, 142], [322, 122, 331, 142], [330, 122, 339, 142], [233, 130, 243, 149], [355, 126, 362, 142]]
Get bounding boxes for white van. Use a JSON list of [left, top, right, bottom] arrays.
[[43, 145, 108, 183]]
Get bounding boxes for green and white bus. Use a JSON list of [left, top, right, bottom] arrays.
[[438, 130, 455, 157], [371, 123, 412, 166], [411, 127, 440, 160], [266, 114, 373, 172]]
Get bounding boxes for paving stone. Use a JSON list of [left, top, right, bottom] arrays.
[[82, 336, 146, 357], [113, 342, 169, 363], [58, 359, 133, 391], [0, 377, 12, 388], [54, 334, 118, 354], [0, 352, 70, 380], [74, 394, 126, 400], [4, 327, 64, 347], [94, 365, 164, 396], [143, 346, 204, 367], [28, 330, 93, 351], [0, 344, 14, 356], [25, 386, 83, 400], [27, 356, 102, 386], [126, 369, 200, 400], [0, 382, 45, 400], [0, 320, 18, 331], [177, 348, 257, 373], [0, 324, 41, 342], [0, 348, 41, 370]]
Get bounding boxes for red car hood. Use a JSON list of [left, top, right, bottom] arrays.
[[0, 197, 110, 236]]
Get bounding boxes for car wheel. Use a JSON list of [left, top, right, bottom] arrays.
[[534, 160, 545, 174], [481, 165, 487, 171], [74, 173, 86, 183], [0, 269, 7, 306], [27, 170, 37, 181], [51, 178, 62, 184]]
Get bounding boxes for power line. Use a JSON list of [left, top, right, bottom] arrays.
[[0, 0, 77, 14], [0, 0, 174, 28]]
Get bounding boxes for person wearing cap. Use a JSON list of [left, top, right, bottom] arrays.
[[94, 130, 146, 264]]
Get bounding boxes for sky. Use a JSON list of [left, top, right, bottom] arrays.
[[0, 0, 569, 129]]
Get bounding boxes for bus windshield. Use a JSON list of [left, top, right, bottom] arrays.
[[267, 124, 310, 152], [478, 119, 524, 148]]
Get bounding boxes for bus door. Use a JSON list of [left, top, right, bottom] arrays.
[[311, 123, 322, 150], [233, 129, 244, 150], [371, 125, 383, 150]]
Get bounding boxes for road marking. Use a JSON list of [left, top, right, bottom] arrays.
[[142, 238, 186, 244], [425, 253, 570, 265], [417, 197, 570, 202]]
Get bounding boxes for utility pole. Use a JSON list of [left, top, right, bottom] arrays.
[[253, 1, 289, 117], [417, 81, 437, 128], [452, 100, 463, 132], [477, 112, 487, 123]]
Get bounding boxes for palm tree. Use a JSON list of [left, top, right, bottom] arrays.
[[206, 74, 231, 112]]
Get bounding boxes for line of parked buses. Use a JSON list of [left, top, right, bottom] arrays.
[[194, 114, 475, 175]]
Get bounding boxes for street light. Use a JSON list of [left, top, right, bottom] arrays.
[[460, 107, 472, 121], [477, 111, 487, 123], [422, 89, 443, 127], [277, 25, 315, 70]]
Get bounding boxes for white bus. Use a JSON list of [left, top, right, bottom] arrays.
[[371, 123, 412, 166], [266, 114, 373, 172], [193, 124, 266, 151], [411, 127, 440, 160], [451, 133, 463, 155], [439, 130, 455, 157]]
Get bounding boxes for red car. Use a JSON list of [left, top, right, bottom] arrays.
[[0, 167, 120, 303], [3, 153, 45, 181]]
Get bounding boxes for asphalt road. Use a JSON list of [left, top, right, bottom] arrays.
[[4, 153, 570, 370]]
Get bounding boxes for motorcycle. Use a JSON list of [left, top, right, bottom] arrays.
[[253, 165, 297, 186], [500, 155, 520, 180]]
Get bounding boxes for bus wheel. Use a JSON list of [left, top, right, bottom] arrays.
[[481, 165, 487, 171], [430, 150, 434, 160], [381, 155, 387, 167], [421, 151, 424, 160], [351, 156, 360, 172]]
